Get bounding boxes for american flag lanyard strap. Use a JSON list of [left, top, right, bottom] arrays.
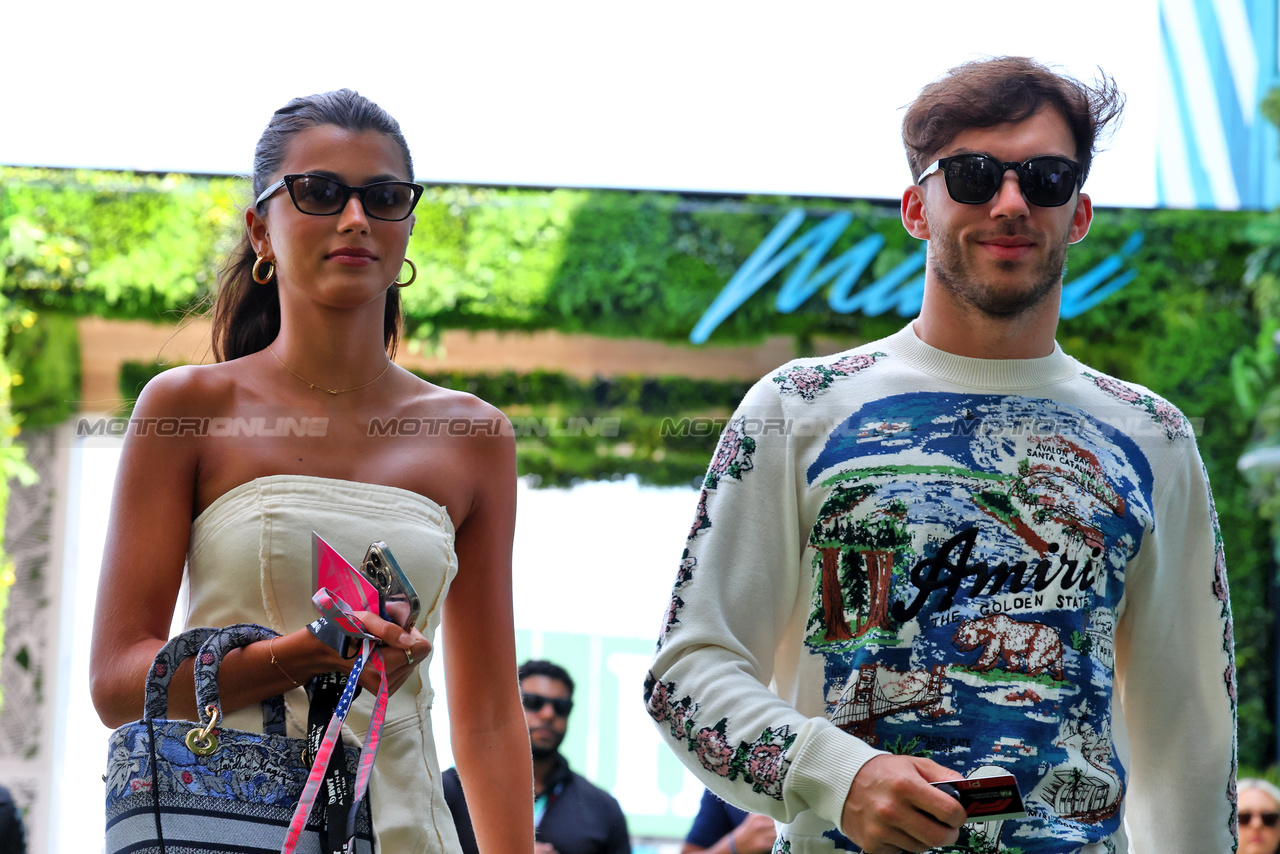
[[282, 593, 392, 853]]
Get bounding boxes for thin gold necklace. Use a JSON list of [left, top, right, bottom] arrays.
[[267, 344, 392, 395]]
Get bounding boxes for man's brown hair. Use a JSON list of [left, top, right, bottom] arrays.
[[902, 56, 1125, 185]]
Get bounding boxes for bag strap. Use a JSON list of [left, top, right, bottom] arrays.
[[193, 623, 289, 736], [143, 627, 220, 721]]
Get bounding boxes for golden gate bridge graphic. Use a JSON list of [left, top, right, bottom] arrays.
[[830, 664, 948, 744]]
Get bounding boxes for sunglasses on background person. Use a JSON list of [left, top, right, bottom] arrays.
[[1241, 811, 1280, 828], [917, 153, 1083, 208], [521, 692, 574, 717], [256, 173, 425, 221]]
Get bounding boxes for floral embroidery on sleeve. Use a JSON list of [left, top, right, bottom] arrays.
[[705, 416, 757, 490], [644, 672, 796, 800], [1203, 461, 1239, 838], [1203, 461, 1235, 709], [661, 420, 752, 651], [689, 491, 711, 540], [1084, 372, 1192, 441], [656, 550, 699, 650], [772, 352, 885, 402]]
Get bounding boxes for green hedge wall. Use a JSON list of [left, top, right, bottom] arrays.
[[5, 166, 1277, 765], [0, 168, 910, 343], [0, 295, 40, 711]]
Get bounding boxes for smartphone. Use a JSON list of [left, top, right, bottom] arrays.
[[358, 541, 420, 631]]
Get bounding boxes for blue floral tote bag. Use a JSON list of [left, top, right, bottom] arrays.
[[104, 623, 373, 853]]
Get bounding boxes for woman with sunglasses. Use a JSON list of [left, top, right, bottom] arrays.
[[1240, 779, 1280, 854], [90, 90, 532, 853]]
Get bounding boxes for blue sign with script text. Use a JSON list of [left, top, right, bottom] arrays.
[[689, 209, 1143, 344]]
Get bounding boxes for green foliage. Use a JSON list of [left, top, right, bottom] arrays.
[[6, 311, 81, 429], [9, 164, 1278, 759], [1231, 318, 1280, 418], [0, 291, 40, 711], [119, 359, 174, 404], [415, 369, 753, 487], [1060, 207, 1274, 762], [1, 168, 237, 319], [549, 192, 676, 335], [400, 187, 585, 338], [0, 168, 969, 345], [416, 368, 754, 412]]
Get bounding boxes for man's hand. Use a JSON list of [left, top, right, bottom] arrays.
[[732, 813, 778, 854], [534, 843, 559, 854], [840, 754, 967, 853]]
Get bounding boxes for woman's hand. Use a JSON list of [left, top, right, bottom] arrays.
[[356, 613, 431, 696], [261, 614, 430, 699]]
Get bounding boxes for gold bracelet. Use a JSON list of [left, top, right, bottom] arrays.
[[269, 636, 299, 685]]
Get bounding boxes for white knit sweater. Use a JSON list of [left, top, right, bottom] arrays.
[[646, 324, 1236, 853]]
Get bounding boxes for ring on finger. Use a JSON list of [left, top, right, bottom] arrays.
[[405, 649, 415, 665]]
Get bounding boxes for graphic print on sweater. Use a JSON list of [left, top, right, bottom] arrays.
[[803, 392, 1154, 850]]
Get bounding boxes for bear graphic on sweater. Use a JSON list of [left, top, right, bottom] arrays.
[[953, 614, 1065, 681]]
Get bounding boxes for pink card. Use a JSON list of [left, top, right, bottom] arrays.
[[312, 532, 379, 614]]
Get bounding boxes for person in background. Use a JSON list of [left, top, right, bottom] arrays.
[[681, 788, 774, 854], [445, 660, 631, 854], [0, 784, 26, 854], [1240, 779, 1280, 854]]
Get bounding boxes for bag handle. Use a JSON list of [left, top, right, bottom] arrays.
[[143, 627, 220, 721], [192, 623, 289, 736]]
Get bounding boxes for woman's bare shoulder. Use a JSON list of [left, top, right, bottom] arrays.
[[399, 372, 510, 424], [132, 360, 254, 417]]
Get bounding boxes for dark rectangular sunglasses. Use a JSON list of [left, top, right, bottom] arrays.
[[1241, 811, 1280, 827], [917, 153, 1082, 207], [255, 173, 424, 221], [521, 691, 573, 717]]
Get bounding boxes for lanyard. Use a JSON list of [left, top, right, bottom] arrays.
[[283, 592, 390, 854], [307, 671, 352, 854]]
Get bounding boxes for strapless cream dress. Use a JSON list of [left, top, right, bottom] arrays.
[[186, 474, 463, 854]]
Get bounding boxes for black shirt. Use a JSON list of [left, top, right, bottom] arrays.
[[0, 786, 26, 854], [443, 755, 630, 854]]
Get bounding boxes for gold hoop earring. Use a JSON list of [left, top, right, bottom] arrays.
[[252, 256, 275, 285], [395, 259, 417, 288]]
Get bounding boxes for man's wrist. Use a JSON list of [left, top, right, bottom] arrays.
[[727, 830, 740, 854]]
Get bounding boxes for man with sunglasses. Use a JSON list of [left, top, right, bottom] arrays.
[[445, 660, 631, 854], [646, 56, 1235, 854], [1239, 779, 1280, 854]]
